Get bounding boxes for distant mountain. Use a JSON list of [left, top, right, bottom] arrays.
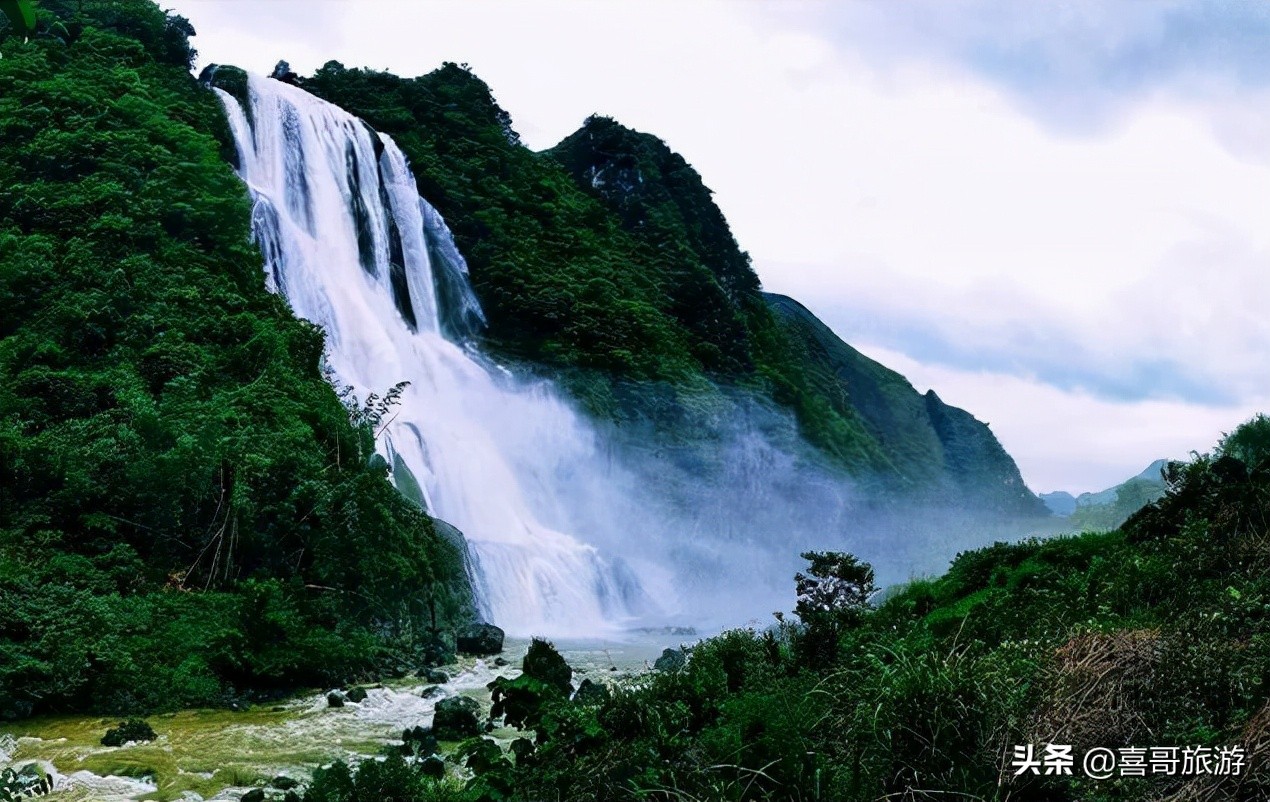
[[1042, 459, 1170, 529]]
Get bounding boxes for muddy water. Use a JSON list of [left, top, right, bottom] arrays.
[[1, 633, 694, 801]]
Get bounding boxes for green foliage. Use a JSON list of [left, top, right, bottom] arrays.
[[450, 419, 1270, 801], [304, 754, 472, 802], [0, 0, 471, 719], [793, 550, 875, 667]]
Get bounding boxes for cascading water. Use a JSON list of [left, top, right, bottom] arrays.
[[215, 74, 649, 636]]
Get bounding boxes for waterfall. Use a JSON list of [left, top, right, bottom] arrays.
[[215, 74, 650, 636]]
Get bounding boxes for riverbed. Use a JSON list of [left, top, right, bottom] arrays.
[[0, 633, 695, 802]]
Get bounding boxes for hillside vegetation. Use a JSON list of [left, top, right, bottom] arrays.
[[0, 0, 471, 720]]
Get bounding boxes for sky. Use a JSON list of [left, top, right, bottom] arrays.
[[164, 0, 1270, 494]]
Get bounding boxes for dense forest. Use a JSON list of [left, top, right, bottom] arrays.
[[0, 0, 472, 719]]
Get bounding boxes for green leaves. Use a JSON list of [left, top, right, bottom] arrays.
[[0, 0, 36, 42]]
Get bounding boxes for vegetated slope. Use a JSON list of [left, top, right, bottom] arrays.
[[426, 415, 1270, 802], [0, 0, 471, 720], [299, 65, 1041, 511], [765, 292, 1042, 514]]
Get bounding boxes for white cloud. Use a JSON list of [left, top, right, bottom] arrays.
[[855, 343, 1265, 494]]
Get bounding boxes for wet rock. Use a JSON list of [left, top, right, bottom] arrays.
[[457, 622, 504, 656], [101, 718, 157, 746], [523, 638, 572, 694], [423, 668, 449, 684], [271, 775, 299, 790], [654, 648, 687, 672], [326, 690, 347, 708], [572, 678, 611, 705], [270, 59, 299, 85], [493, 657, 509, 667], [420, 685, 446, 700], [241, 789, 266, 802], [345, 686, 368, 703], [284, 793, 301, 802], [432, 695, 481, 740]]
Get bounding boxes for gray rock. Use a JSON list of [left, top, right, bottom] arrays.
[[423, 669, 450, 684], [457, 622, 504, 656], [345, 686, 368, 703], [421, 685, 446, 700], [432, 695, 482, 740], [326, 690, 347, 708]]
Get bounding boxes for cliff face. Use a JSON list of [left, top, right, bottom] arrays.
[[765, 294, 1044, 514]]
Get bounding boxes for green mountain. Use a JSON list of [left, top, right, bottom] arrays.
[[296, 66, 1042, 511]]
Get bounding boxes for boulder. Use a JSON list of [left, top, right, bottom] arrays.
[[271, 775, 299, 790], [432, 695, 482, 740], [493, 657, 509, 667], [420, 685, 446, 700], [326, 691, 347, 708], [423, 669, 449, 684], [572, 678, 611, 705], [457, 623, 504, 656], [345, 686, 368, 703], [523, 638, 572, 694], [241, 790, 266, 802], [284, 793, 301, 802], [654, 648, 687, 672]]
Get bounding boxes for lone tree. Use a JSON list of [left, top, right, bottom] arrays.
[[795, 551, 875, 667]]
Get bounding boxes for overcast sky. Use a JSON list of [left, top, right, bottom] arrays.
[[165, 0, 1270, 494]]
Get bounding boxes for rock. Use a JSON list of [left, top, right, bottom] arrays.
[[572, 678, 611, 705], [241, 790, 266, 802], [423, 669, 449, 684], [421, 754, 446, 778], [523, 638, 572, 694], [432, 695, 482, 740], [284, 793, 301, 802], [401, 725, 438, 757], [493, 657, 509, 667], [326, 691, 347, 708], [654, 648, 687, 672], [420, 685, 446, 700], [271, 775, 299, 790], [457, 622, 504, 656], [270, 59, 299, 85], [345, 686, 368, 703], [101, 718, 157, 746]]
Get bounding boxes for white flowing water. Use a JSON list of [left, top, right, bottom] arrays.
[[216, 75, 649, 636]]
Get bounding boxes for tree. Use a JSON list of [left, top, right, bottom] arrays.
[[794, 551, 875, 667]]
